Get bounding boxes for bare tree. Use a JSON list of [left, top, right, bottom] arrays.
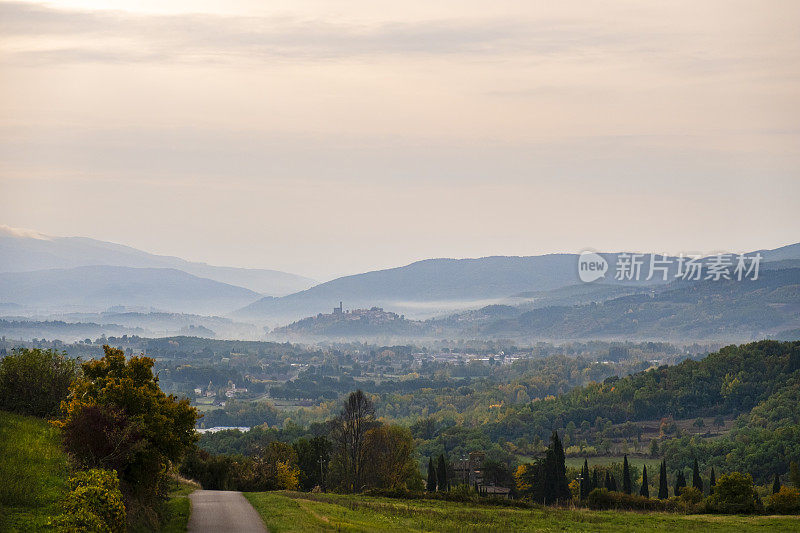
[[330, 390, 376, 492]]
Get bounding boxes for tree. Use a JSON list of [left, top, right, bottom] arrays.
[[791, 462, 800, 489], [427, 457, 437, 492], [59, 346, 197, 509], [250, 441, 300, 491], [693, 418, 705, 429], [622, 454, 632, 494], [649, 439, 659, 458], [709, 467, 716, 495], [591, 469, 599, 492], [658, 460, 669, 499], [482, 460, 513, 488], [692, 459, 703, 493], [0, 347, 78, 418], [709, 472, 761, 514], [605, 471, 613, 491], [609, 474, 618, 492], [580, 459, 590, 500], [362, 425, 420, 490], [329, 390, 376, 492], [293, 436, 331, 491], [675, 470, 686, 496], [552, 431, 570, 501], [437, 454, 449, 492], [639, 465, 649, 498], [522, 431, 570, 504], [773, 473, 782, 494]]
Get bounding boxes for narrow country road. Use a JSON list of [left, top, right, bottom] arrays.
[[188, 490, 268, 533]]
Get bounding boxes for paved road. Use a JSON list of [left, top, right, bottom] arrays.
[[188, 490, 268, 533]]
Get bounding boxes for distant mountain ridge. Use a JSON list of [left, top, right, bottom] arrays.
[[0, 265, 262, 316], [0, 225, 314, 296], [235, 244, 800, 323], [271, 267, 800, 343]]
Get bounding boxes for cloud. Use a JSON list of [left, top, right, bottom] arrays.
[[0, 1, 679, 65], [0, 224, 52, 240]]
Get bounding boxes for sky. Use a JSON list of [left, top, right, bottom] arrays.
[[1, 0, 798, 280]]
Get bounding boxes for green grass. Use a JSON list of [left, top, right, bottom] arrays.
[[152, 481, 197, 533], [0, 410, 71, 532], [244, 491, 800, 532]]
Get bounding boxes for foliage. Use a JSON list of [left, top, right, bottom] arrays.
[[328, 390, 377, 492], [516, 431, 570, 504], [766, 486, 800, 514], [708, 472, 762, 514], [54, 468, 126, 533], [198, 399, 280, 429], [362, 425, 421, 491], [427, 457, 436, 492], [293, 436, 331, 491], [249, 442, 300, 491], [0, 348, 78, 417], [58, 345, 198, 526]]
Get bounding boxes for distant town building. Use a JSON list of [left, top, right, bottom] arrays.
[[452, 451, 486, 486]]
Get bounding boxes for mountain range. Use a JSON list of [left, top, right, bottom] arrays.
[[0, 225, 314, 296], [1, 224, 799, 342], [234, 244, 800, 324]]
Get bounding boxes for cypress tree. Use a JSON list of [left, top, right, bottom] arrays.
[[773, 473, 781, 494], [591, 469, 599, 491], [426, 457, 436, 492], [605, 471, 613, 491], [692, 459, 703, 493], [639, 465, 649, 498], [674, 470, 686, 497], [658, 460, 669, 499], [622, 454, 632, 494], [555, 431, 570, 501], [436, 454, 448, 492], [709, 467, 716, 495], [580, 458, 590, 500], [609, 474, 618, 492]]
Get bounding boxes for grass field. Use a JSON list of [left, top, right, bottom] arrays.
[[244, 491, 800, 533], [0, 411, 70, 532]]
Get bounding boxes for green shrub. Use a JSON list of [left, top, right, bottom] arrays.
[[0, 348, 78, 417], [708, 472, 762, 514], [54, 468, 126, 532], [586, 488, 614, 510], [586, 488, 672, 511], [767, 486, 800, 514]]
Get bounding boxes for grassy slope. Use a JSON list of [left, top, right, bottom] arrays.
[[145, 481, 197, 533], [0, 411, 70, 532], [245, 491, 800, 533]]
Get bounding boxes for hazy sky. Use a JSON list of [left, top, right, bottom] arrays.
[[1, 1, 798, 280]]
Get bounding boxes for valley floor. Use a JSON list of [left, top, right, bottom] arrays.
[[244, 491, 800, 533]]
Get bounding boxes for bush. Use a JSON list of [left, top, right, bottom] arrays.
[[586, 488, 614, 510], [586, 488, 672, 511], [708, 472, 762, 514], [54, 469, 126, 533], [767, 486, 800, 514], [0, 348, 77, 417], [58, 346, 198, 528]]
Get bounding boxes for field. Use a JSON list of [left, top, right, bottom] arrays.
[[244, 491, 800, 533], [0, 411, 70, 532]]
